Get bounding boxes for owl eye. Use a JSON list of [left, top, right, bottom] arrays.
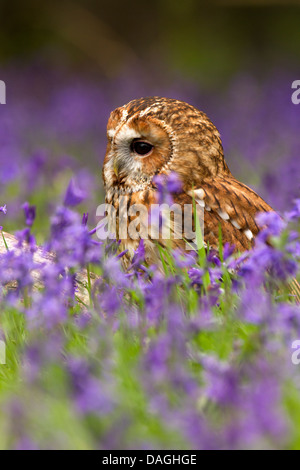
[[131, 140, 153, 156]]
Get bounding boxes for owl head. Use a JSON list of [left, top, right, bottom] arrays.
[[102, 97, 230, 193]]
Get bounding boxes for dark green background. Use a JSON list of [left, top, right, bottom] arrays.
[[0, 0, 299, 86]]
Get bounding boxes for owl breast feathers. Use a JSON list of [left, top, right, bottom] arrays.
[[102, 96, 273, 268]]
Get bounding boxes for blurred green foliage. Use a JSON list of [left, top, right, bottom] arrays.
[[0, 0, 299, 86]]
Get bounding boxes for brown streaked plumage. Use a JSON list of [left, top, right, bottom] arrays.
[[102, 96, 274, 268]]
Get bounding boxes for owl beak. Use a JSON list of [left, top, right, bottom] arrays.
[[113, 159, 119, 177]]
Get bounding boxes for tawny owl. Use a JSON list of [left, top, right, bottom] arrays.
[[102, 97, 276, 266]]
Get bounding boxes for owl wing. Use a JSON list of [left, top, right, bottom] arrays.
[[185, 175, 273, 252], [190, 177, 300, 303]]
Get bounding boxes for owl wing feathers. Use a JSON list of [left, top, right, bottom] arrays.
[[185, 175, 273, 252], [188, 179, 300, 303]]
